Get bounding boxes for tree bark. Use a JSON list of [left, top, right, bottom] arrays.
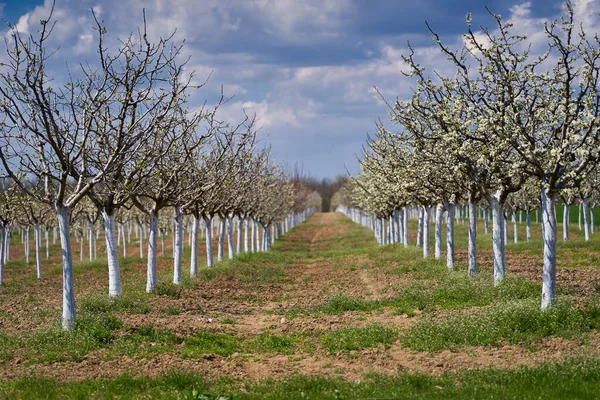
[[173, 207, 184, 284], [190, 214, 199, 278], [422, 206, 430, 257], [146, 211, 158, 293], [434, 204, 443, 260], [490, 193, 506, 286], [57, 206, 76, 331], [205, 216, 214, 267], [446, 202, 455, 270], [541, 189, 557, 310], [102, 208, 121, 297], [468, 200, 477, 277]]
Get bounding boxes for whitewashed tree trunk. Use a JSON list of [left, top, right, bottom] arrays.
[[89, 221, 93, 261], [417, 208, 423, 248], [190, 214, 199, 278], [218, 216, 225, 261], [541, 189, 557, 310], [161, 229, 165, 257], [57, 206, 76, 331], [79, 230, 83, 262], [173, 207, 184, 285], [422, 206, 430, 258], [526, 211, 532, 241], [484, 209, 489, 235], [255, 221, 261, 252], [139, 222, 143, 258], [490, 194, 506, 286], [446, 202, 455, 270], [205, 216, 214, 268], [53, 227, 56, 245], [25, 227, 30, 264], [251, 218, 256, 252], [579, 203, 582, 230], [403, 207, 409, 246], [0, 226, 4, 286], [563, 203, 570, 241], [434, 204, 443, 260], [468, 201, 477, 277], [34, 224, 42, 280], [121, 223, 127, 258], [244, 217, 250, 253], [227, 216, 235, 259], [512, 212, 518, 244], [583, 196, 591, 241], [146, 211, 158, 292], [45, 227, 49, 259], [102, 208, 121, 297], [236, 217, 243, 254]]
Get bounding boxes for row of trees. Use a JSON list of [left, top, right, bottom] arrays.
[[336, 2, 600, 311], [0, 4, 319, 330]]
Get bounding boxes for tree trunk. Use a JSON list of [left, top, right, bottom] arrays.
[[173, 207, 184, 284], [89, 221, 93, 261], [484, 209, 489, 235], [205, 216, 214, 268], [434, 204, 443, 260], [146, 211, 158, 292], [422, 206, 430, 258], [190, 214, 199, 278], [468, 200, 477, 277], [513, 212, 518, 244], [526, 211, 532, 241], [403, 207, 409, 247], [244, 217, 250, 253], [236, 217, 243, 254], [34, 224, 42, 280], [0, 226, 4, 286], [563, 203, 570, 241], [121, 223, 127, 258], [417, 208, 423, 248], [489, 193, 506, 286], [251, 218, 256, 252], [446, 202, 455, 270], [583, 196, 591, 241], [45, 227, 49, 259], [57, 206, 76, 331], [102, 208, 121, 297], [218, 216, 226, 261], [227, 216, 235, 259], [541, 189, 557, 310]]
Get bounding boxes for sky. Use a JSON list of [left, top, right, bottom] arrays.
[[0, 0, 597, 179]]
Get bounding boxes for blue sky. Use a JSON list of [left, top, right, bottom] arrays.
[[0, 0, 595, 179]]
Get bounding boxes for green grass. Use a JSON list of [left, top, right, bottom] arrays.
[[4, 314, 124, 363], [243, 333, 298, 355], [80, 291, 151, 314], [109, 325, 182, 358], [321, 324, 398, 353], [402, 299, 600, 352], [6, 357, 600, 399], [182, 331, 239, 358]]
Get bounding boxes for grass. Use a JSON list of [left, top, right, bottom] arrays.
[[80, 291, 151, 314], [243, 333, 298, 355], [2, 314, 124, 363], [321, 324, 398, 353], [6, 357, 600, 399], [402, 299, 600, 352], [182, 331, 239, 358]]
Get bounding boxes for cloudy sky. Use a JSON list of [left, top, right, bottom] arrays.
[[1, 0, 598, 179]]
